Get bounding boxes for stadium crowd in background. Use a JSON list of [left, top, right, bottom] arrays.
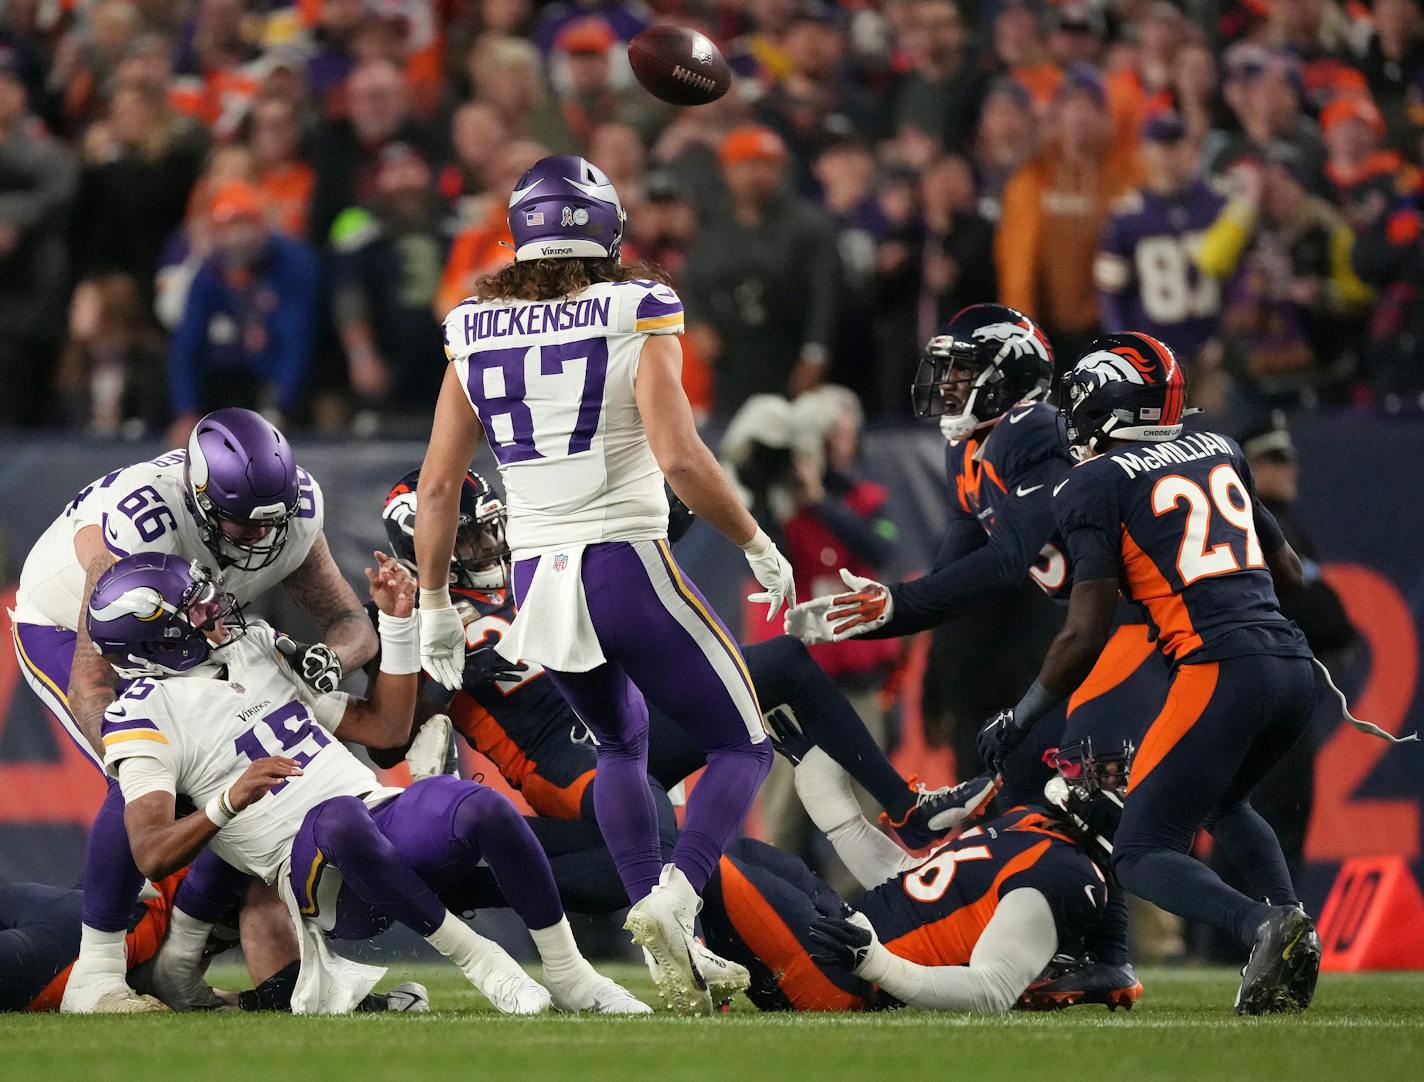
[[0, 0, 1420, 437]]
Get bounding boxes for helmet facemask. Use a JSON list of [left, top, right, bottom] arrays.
[[103, 563, 248, 679], [912, 337, 999, 442], [1043, 739, 1134, 872], [453, 500, 510, 590], [195, 501, 295, 572]]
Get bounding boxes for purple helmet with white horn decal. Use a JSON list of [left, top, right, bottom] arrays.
[[87, 553, 246, 676], [184, 408, 301, 571], [507, 155, 626, 262]]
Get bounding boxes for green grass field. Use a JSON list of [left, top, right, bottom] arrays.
[[4, 966, 1422, 1082]]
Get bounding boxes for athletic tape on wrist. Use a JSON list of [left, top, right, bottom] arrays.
[[379, 610, 422, 675]]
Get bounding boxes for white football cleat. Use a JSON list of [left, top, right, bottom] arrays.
[[544, 963, 652, 1015], [61, 982, 169, 1014], [406, 714, 454, 782], [459, 936, 551, 1015], [624, 864, 712, 1014], [383, 981, 431, 1013], [688, 937, 750, 1004]]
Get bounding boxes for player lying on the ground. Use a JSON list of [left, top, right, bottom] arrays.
[[10, 407, 377, 1013], [697, 709, 1127, 1013], [376, 468, 994, 854], [0, 872, 427, 1014], [975, 332, 1324, 1015], [88, 550, 647, 1015]]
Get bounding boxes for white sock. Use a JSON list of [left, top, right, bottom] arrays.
[[74, 925, 127, 980], [530, 917, 586, 978], [424, 912, 484, 969], [163, 908, 213, 960]]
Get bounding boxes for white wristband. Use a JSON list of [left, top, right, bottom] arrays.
[[740, 527, 772, 557], [419, 586, 453, 610], [204, 786, 236, 828], [379, 610, 421, 675]]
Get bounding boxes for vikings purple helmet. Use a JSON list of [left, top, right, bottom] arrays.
[[87, 553, 245, 676], [507, 155, 625, 262], [184, 408, 301, 571]]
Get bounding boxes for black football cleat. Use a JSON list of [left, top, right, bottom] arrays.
[[1018, 954, 1143, 1012], [1234, 904, 1322, 1016], [885, 774, 1000, 851]]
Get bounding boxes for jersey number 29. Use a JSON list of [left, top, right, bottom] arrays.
[[1151, 463, 1263, 585]]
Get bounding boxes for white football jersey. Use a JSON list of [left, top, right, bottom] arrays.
[[101, 620, 398, 881], [444, 279, 683, 559], [12, 450, 323, 629]]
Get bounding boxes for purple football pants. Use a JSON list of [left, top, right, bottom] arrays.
[[513, 540, 772, 901], [288, 776, 565, 939], [12, 621, 245, 933]]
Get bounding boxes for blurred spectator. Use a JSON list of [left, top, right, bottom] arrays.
[[992, 0, 1061, 111], [1322, 94, 1414, 233], [755, 11, 885, 191], [437, 101, 511, 229], [1198, 146, 1373, 405], [533, 0, 651, 57], [916, 152, 996, 338], [167, 180, 319, 440], [1264, 0, 1366, 113], [890, 0, 988, 157], [46, 0, 143, 135], [72, 81, 207, 311], [436, 137, 547, 316], [1210, 47, 1327, 190], [468, 35, 576, 152], [249, 92, 316, 238], [588, 120, 647, 201], [55, 273, 166, 436], [329, 145, 449, 423], [1352, 182, 1424, 407], [553, 17, 665, 150], [683, 126, 839, 415], [306, 0, 367, 118], [0, 51, 77, 428], [169, 0, 263, 142], [1173, 42, 1231, 153], [972, 79, 1037, 219], [997, 68, 1141, 360], [1356, 0, 1424, 153], [307, 58, 439, 244], [1049, 3, 1106, 70], [1095, 113, 1225, 365], [728, 0, 801, 86]]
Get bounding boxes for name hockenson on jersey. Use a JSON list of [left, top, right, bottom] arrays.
[[1105, 432, 1235, 479]]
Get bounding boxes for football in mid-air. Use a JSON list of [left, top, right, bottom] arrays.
[[628, 25, 731, 106]]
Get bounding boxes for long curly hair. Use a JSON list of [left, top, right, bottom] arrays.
[[471, 257, 672, 302]]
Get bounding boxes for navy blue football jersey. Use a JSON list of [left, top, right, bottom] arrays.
[[1052, 432, 1311, 665], [859, 806, 1107, 966]]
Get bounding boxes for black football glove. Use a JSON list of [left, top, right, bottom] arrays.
[[763, 704, 814, 764], [977, 707, 1030, 772], [463, 641, 529, 688], [275, 636, 343, 695], [667, 490, 697, 545], [807, 914, 875, 974]]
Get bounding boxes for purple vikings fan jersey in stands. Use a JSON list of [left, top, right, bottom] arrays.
[[1094, 180, 1225, 360]]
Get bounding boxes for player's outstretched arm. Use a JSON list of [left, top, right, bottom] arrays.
[[636, 334, 794, 619], [815, 888, 1058, 1012], [415, 365, 485, 688], [66, 525, 119, 756], [282, 533, 379, 674], [121, 757, 302, 880], [331, 552, 420, 749]]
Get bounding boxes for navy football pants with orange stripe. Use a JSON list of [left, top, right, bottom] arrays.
[[1113, 654, 1316, 949], [701, 839, 875, 1011]]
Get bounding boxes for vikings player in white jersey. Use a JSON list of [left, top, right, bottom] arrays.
[[9, 408, 376, 1013], [414, 155, 795, 1011], [89, 551, 647, 1015]]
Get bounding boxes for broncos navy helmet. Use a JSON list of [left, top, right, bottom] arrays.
[[1043, 739, 1133, 870], [910, 303, 1054, 441], [1059, 332, 1197, 452], [383, 468, 510, 590]]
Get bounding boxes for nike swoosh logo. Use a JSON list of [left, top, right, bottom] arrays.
[[1015, 484, 1043, 497], [1085, 884, 1098, 906], [1053, 480, 1070, 497], [1009, 409, 1034, 424]]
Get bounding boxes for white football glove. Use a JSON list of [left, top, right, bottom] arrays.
[[784, 569, 893, 644], [783, 594, 837, 645], [419, 589, 466, 690], [742, 528, 796, 622], [406, 713, 455, 782]]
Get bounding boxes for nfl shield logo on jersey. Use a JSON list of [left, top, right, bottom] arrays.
[[553, 553, 569, 572]]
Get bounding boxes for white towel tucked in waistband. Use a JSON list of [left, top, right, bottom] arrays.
[[496, 543, 607, 673], [277, 857, 386, 1015]]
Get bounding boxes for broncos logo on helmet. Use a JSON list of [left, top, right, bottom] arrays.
[[1060, 332, 1196, 451]]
